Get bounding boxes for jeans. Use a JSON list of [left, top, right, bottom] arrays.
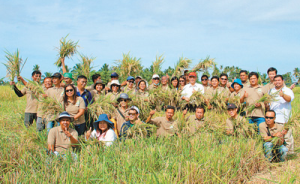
[[36, 117, 46, 132], [24, 113, 37, 128], [249, 117, 265, 132], [263, 142, 288, 162], [75, 123, 86, 136]]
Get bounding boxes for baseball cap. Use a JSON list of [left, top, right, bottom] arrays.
[[152, 74, 160, 79], [188, 72, 197, 77], [111, 72, 119, 78], [52, 72, 62, 79], [227, 103, 237, 109], [130, 106, 140, 114]]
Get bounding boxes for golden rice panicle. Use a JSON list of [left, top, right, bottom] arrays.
[[26, 80, 45, 97], [190, 56, 216, 73], [3, 49, 27, 81], [125, 123, 157, 139], [55, 34, 79, 67], [173, 56, 192, 77], [115, 52, 143, 81], [87, 95, 115, 120], [78, 53, 95, 81], [152, 54, 164, 74]]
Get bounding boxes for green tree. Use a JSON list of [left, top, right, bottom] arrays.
[[164, 66, 174, 77], [211, 65, 221, 77], [293, 67, 300, 83], [98, 63, 112, 84], [33, 64, 40, 71], [283, 72, 292, 86]]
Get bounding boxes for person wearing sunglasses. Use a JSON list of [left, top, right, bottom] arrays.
[[259, 110, 289, 162], [105, 72, 119, 92], [148, 74, 161, 90], [120, 106, 144, 139], [200, 75, 209, 92], [178, 75, 186, 91], [112, 93, 132, 135], [205, 76, 230, 109], [122, 76, 136, 94], [61, 84, 86, 136], [219, 73, 232, 90]]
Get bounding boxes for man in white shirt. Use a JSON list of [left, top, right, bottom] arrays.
[[181, 72, 204, 112], [269, 74, 295, 153]]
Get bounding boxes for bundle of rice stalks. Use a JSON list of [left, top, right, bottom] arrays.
[[55, 34, 79, 67], [189, 56, 216, 73], [284, 113, 300, 131], [152, 54, 164, 74], [128, 94, 152, 121], [245, 92, 278, 114], [125, 123, 157, 139], [179, 91, 207, 109], [208, 90, 229, 112], [3, 49, 27, 81], [231, 118, 257, 138], [148, 87, 182, 110], [79, 53, 95, 80], [115, 52, 143, 81], [87, 95, 116, 120], [173, 56, 192, 77], [40, 97, 64, 121], [25, 80, 44, 97]]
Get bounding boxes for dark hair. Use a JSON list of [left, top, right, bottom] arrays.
[[248, 72, 258, 79], [179, 75, 186, 85], [196, 106, 205, 113], [77, 75, 87, 81], [129, 108, 139, 114], [211, 76, 219, 81], [184, 70, 189, 74], [220, 73, 228, 79], [274, 75, 283, 80], [201, 75, 208, 80], [64, 84, 77, 105], [171, 76, 179, 88], [239, 70, 248, 75], [43, 77, 52, 82], [165, 105, 175, 112], [92, 74, 101, 82], [32, 70, 41, 76], [266, 110, 276, 117], [267, 67, 277, 75], [95, 120, 114, 133]]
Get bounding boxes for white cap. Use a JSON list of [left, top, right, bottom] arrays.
[[110, 80, 120, 86], [130, 106, 140, 114], [152, 74, 160, 79]]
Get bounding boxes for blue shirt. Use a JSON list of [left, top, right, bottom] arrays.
[[76, 88, 93, 107]]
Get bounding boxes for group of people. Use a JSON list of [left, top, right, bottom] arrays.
[[10, 63, 296, 162]]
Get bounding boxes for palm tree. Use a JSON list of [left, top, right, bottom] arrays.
[[33, 64, 40, 71], [293, 67, 300, 82], [42, 72, 53, 81]]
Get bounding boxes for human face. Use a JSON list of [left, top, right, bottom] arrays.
[[128, 110, 138, 121], [240, 72, 248, 82], [77, 78, 87, 88], [172, 79, 178, 88], [111, 85, 119, 92], [227, 108, 237, 118], [201, 77, 208, 85], [274, 77, 284, 89], [98, 121, 109, 132], [220, 76, 228, 86], [268, 71, 276, 82], [44, 78, 52, 89], [195, 108, 204, 120], [152, 78, 160, 84], [165, 109, 174, 120], [64, 77, 72, 84], [127, 80, 135, 88], [189, 76, 196, 85], [94, 76, 101, 83], [52, 77, 61, 86], [249, 75, 258, 86], [60, 117, 70, 130], [233, 83, 241, 92], [139, 81, 146, 90], [32, 74, 41, 82], [65, 86, 74, 97], [161, 76, 168, 85], [211, 79, 219, 88], [179, 78, 185, 86], [119, 98, 128, 107], [95, 84, 103, 92], [265, 112, 276, 126]]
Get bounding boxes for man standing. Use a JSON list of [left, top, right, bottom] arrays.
[[146, 106, 179, 137], [181, 72, 204, 101], [48, 112, 78, 155], [259, 110, 289, 162], [9, 71, 41, 128], [263, 67, 277, 94], [76, 75, 93, 107], [119, 106, 144, 138], [122, 76, 136, 93], [148, 74, 161, 90], [219, 73, 232, 90], [113, 93, 131, 135], [161, 76, 170, 90], [86, 74, 101, 91], [239, 70, 250, 87], [201, 75, 209, 92], [269, 75, 294, 152], [183, 106, 206, 133], [105, 72, 119, 91]]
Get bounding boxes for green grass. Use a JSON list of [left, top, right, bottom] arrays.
[[0, 86, 299, 183]]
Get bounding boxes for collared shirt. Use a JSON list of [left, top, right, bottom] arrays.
[[37, 86, 50, 117], [262, 82, 275, 94], [244, 85, 265, 117], [242, 80, 250, 88], [113, 107, 130, 133], [76, 88, 93, 107], [269, 86, 294, 123], [259, 122, 283, 138], [120, 119, 144, 138], [46, 86, 64, 101], [181, 83, 204, 98], [205, 86, 230, 99], [47, 126, 78, 154], [21, 87, 38, 113], [61, 97, 86, 125], [149, 117, 178, 137], [226, 115, 251, 137], [185, 115, 205, 133], [148, 83, 160, 90]]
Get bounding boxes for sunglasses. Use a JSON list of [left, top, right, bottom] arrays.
[[129, 113, 137, 116], [112, 85, 119, 87], [265, 116, 275, 119], [153, 78, 160, 80], [66, 89, 74, 93], [201, 78, 208, 81], [220, 78, 228, 81], [128, 81, 135, 83], [119, 99, 128, 102]]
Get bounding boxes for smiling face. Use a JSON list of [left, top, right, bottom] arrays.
[[95, 84, 103, 92], [152, 78, 160, 84], [227, 108, 238, 118], [77, 78, 87, 88], [64, 77, 72, 84], [249, 75, 258, 86], [139, 81, 146, 90], [265, 111, 276, 126], [165, 109, 175, 120], [127, 80, 135, 88], [189, 76, 196, 85], [274, 77, 284, 89], [195, 108, 204, 120], [60, 117, 71, 130], [201, 77, 208, 85], [52, 77, 61, 85], [220, 76, 228, 86], [111, 84, 119, 93], [179, 78, 186, 86], [128, 109, 138, 121], [65, 86, 75, 97], [44, 78, 53, 89], [32, 74, 41, 82], [233, 83, 242, 92], [268, 71, 276, 82], [119, 98, 128, 107], [161, 76, 168, 85], [211, 78, 219, 88], [171, 79, 178, 88], [98, 120, 109, 132], [240, 72, 248, 82]]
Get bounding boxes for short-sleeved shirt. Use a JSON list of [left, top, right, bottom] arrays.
[[137, 90, 149, 98], [226, 115, 246, 131], [202, 85, 209, 93], [21, 87, 38, 113], [229, 88, 245, 104], [62, 97, 86, 125], [226, 115, 251, 137], [148, 83, 160, 90], [259, 122, 284, 138], [46, 87, 64, 101], [47, 126, 78, 154], [205, 86, 230, 99], [185, 115, 205, 133], [37, 86, 49, 118], [161, 85, 170, 91], [85, 84, 95, 91], [122, 86, 136, 94], [113, 107, 130, 133], [150, 117, 178, 136], [242, 80, 250, 88], [76, 88, 93, 107], [244, 85, 265, 117], [269, 86, 294, 123], [106, 92, 120, 102], [262, 82, 275, 94], [181, 83, 205, 98]]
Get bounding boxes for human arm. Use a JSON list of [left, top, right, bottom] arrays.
[[17, 76, 27, 86], [63, 127, 79, 147], [279, 89, 292, 102], [61, 57, 67, 74], [10, 82, 25, 97], [145, 110, 156, 123]]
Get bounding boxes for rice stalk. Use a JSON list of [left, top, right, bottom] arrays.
[[173, 56, 192, 77], [55, 34, 79, 67], [190, 56, 216, 73], [115, 52, 143, 81], [245, 92, 279, 114], [128, 93, 152, 121], [25, 80, 45, 97], [3, 49, 27, 81], [152, 54, 164, 74], [125, 123, 157, 139], [179, 91, 206, 109], [87, 95, 116, 120], [78, 53, 95, 80], [40, 96, 65, 121]]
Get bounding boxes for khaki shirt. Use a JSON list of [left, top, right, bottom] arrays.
[[106, 92, 120, 102], [205, 86, 230, 99], [242, 80, 250, 88], [21, 87, 38, 113], [137, 90, 149, 98], [244, 85, 265, 117], [262, 82, 275, 94], [203, 85, 208, 93], [47, 126, 78, 154], [37, 86, 49, 118], [46, 87, 64, 101], [113, 107, 130, 133], [229, 88, 245, 104], [226, 115, 246, 131], [161, 85, 170, 91], [122, 86, 136, 94], [148, 83, 160, 90], [62, 97, 85, 125], [150, 117, 178, 136], [259, 122, 283, 138], [85, 84, 95, 91], [186, 115, 205, 133]]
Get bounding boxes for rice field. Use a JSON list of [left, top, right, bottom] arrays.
[[0, 86, 299, 183]]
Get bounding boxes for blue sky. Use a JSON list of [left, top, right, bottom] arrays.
[[1, 0, 300, 80]]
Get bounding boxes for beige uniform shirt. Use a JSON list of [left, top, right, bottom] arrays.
[[242, 80, 250, 88], [62, 97, 85, 125], [47, 126, 78, 154], [113, 108, 130, 133], [150, 117, 178, 136], [262, 82, 275, 94], [21, 87, 38, 113], [226, 115, 247, 131], [244, 85, 265, 117], [46, 87, 64, 101], [229, 88, 245, 104], [205, 86, 230, 99], [137, 90, 149, 98], [161, 85, 170, 91], [259, 122, 283, 138], [85, 84, 95, 91], [148, 83, 160, 90], [37, 86, 49, 118], [186, 115, 205, 133]]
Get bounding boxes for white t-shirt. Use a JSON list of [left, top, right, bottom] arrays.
[[181, 83, 204, 98], [269, 86, 294, 123], [89, 128, 117, 147]]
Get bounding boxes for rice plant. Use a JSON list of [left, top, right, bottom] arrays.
[[3, 49, 27, 82], [55, 34, 79, 67], [152, 54, 164, 74], [173, 56, 192, 77], [115, 52, 143, 81], [190, 56, 216, 73], [78, 53, 95, 80]]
